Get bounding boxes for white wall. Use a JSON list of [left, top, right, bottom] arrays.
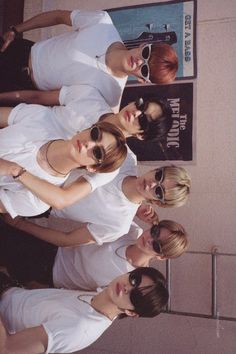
[[24, 1, 236, 353]]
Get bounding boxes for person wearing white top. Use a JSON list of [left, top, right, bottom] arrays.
[[0, 10, 178, 108], [0, 218, 188, 291], [0, 104, 127, 217], [0, 91, 172, 208], [4, 166, 191, 247], [0, 267, 169, 354]]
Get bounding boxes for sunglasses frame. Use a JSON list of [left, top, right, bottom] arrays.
[[150, 224, 163, 255], [154, 168, 165, 203], [129, 271, 142, 288], [90, 125, 105, 164], [140, 44, 152, 82]]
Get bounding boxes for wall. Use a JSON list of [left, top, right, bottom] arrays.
[[23, 0, 236, 353]]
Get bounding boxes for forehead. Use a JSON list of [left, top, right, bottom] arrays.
[[138, 274, 153, 288], [144, 102, 163, 121]]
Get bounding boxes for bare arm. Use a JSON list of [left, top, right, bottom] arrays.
[[1, 10, 72, 52], [5, 216, 96, 246], [18, 172, 92, 209], [0, 316, 47, 354], [0, 107, 13, 128], [0, 90, 60, 106]]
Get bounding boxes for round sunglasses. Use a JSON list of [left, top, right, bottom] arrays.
[[129, 271, 142, 288], [150, 224, 163, 254], [90, 125, 105, 164], [135, 97, 150, 131], [154, 168, 165, 203]]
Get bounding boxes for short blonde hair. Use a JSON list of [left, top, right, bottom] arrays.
[[158, 220, 189, 258], [152, 165, 191, 208]]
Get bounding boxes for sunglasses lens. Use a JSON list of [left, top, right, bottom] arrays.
[[129, 272, 142, 288], [153, 241, 162, 254], [155, 169, 163, 183], [142, 45, 151, 60], [90, 126, 100, 141], [138, 113, 149, 131], [93, 146, 103, 162], [155, 186, 163, 200], [140, 64, 149, 79]]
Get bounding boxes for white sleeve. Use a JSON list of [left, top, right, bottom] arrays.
[[83, 169, 119, 191], [70, 10, 109, 31], [0, 188, 50, 218], [87, 223, 121, 245]]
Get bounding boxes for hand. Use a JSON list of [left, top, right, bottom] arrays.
[[0, 159, 22, 177], [2, 214, 26, 228], [0, 30, 15, 52], [136, 204, 159, 224]]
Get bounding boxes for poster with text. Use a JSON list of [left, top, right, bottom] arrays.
[[120, 82, 194, 162], [108, 0, 197, 81]]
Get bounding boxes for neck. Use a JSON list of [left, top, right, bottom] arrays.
[[38, 140, 79, 177], [122, 176, 144, 204], [103, 113, 129, 138], [126, 244, 152, 267], [92, 289, 121, 321], [105, 42, 128, 78]]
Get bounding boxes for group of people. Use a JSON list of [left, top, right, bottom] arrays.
[[0, 8, 191, 354]]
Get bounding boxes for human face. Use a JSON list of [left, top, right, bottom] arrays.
[[107, 272, 154, 313], [136, 226, 170, 256], [117, 99, 163, 137], [70, 126, 116, 168], [135, 168, 176, 203], [123, 44, 152, 83]]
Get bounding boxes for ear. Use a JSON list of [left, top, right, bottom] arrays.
[[124, 309, 139, 318], [154, 255, 166, 261], [86, 166, 97, 173], [135, 133, 144, 141], [137, 77, 146, 84]]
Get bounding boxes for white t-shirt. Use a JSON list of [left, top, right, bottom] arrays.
[[52, 85, 113, 139], [52, 164, 139, 244], [0, 287, 111, 354], [31, 10, 127, 109], [0, 104, 68, 217], [53, 222, 142, 290]]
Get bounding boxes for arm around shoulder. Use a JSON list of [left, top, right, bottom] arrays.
[[0, 315, 47, 354]]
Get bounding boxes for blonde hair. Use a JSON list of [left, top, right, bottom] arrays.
[[158, 220, 189, 258], [90, 121, 127, 173], [152, 165, 191, 208]]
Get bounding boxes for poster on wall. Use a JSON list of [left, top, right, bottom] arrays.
[[107, 0, 197, 81], [120, 82, 194, 162]]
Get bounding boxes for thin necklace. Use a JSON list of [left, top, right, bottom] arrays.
[[115, 244, 128, 261], [45, 140, 69, 176], [77, 294, 116, 321]]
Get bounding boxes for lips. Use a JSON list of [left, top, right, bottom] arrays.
[[116, 282, 122, 296], [124, 111, 131, 122], [77, 140, 82, 152]]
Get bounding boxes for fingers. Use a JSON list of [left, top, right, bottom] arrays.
[[0, 31, 15, 52]]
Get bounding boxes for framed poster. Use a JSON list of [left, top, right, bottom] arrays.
[[120, 82, 194, 162], [108, 0, 197, 81]]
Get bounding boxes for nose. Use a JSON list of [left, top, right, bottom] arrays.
[[146, 180, 157, 190]]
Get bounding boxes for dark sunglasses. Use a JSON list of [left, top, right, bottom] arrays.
[[154, 168, 165, 203], [140, 44, 152, 82], [129, 271, 142, 288], [90, 126, 105, 163], [150, 224, 163, 254], [135, 97, 150, 131]]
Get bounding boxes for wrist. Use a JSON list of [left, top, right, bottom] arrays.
[[9, 25, 20, 37], [13, 167, 27, 180]]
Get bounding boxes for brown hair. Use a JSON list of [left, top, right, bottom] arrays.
[[158, 220, 189, 258], [91, 121, 127, 173], [149, 43, 178, 84]]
